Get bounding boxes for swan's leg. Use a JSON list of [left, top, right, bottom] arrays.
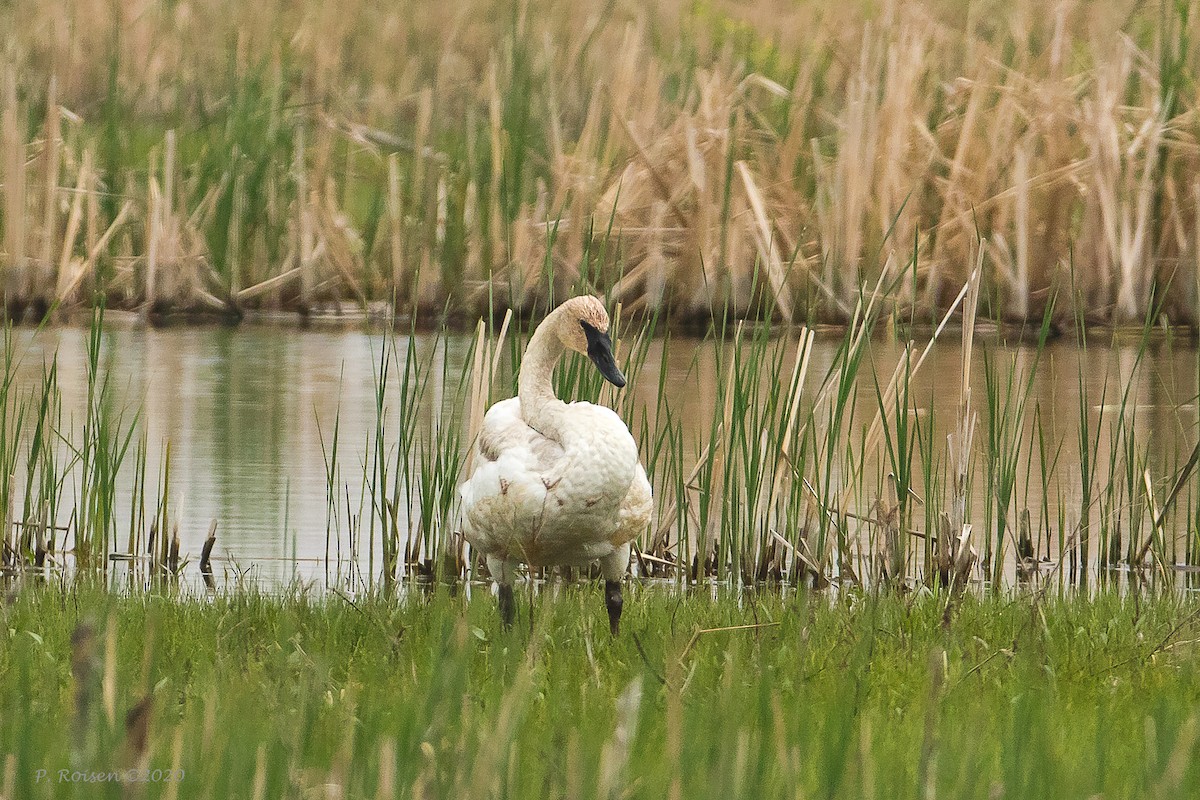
[[498, 585, 515, 628], [600, 543, 631, 636], [603, 581, 622, 636], [488, 556, 517, 629]]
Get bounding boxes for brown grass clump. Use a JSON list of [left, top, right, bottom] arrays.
[[0, 0, 1198, 324]]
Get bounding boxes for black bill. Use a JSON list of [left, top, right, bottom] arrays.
[[580, 320, 626, 388]]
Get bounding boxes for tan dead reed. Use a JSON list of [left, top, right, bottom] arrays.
[[0, 0, 1197, 323]]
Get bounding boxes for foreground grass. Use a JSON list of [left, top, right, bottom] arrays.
[[2, 584, 1199, 798]]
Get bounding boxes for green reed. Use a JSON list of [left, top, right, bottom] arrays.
[[6, 246, 1200, 594], [0, 307, 171, 586]]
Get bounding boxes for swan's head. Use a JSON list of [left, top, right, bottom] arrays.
[[557, 296, 626, 388]]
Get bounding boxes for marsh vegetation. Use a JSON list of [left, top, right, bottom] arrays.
[[1, 0, 1198, 323], [4, 1, 1200, 795], [3, 265, 1200, 595]]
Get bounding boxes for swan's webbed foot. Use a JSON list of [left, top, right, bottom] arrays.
[[604, 579, 623, 636], [498, 583, 515, 629]]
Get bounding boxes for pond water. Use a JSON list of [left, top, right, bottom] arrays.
[[5, 322, 1198, 588]]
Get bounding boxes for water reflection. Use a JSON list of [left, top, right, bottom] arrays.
[[4, 323, 1198, 588]]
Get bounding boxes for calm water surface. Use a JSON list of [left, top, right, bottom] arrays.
[[6, 324, 1198, 586]]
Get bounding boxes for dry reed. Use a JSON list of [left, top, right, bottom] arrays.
[[0, 0, 1195, 323]]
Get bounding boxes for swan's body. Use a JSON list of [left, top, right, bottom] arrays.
[[463, 397, 651, 565], [459, 296, 652, 633]]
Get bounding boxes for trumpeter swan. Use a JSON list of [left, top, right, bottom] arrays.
[[459, 296, 652, 634]]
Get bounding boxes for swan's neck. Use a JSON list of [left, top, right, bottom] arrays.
[[518, 314, 568, 437]]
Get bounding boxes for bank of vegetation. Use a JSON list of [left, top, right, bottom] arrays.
[[0, 0, 1197, 325]]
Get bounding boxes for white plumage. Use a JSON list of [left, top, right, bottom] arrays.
[[459, 296, 652, 633]]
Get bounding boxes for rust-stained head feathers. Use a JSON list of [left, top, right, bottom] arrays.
[[554, 295, 610, 354], [552, 296, 624, 387]]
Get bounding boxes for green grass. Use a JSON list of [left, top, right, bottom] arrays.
[[3, 584, 1200, 799]]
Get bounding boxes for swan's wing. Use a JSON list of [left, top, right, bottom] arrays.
[[472, 398, 562, 468], [460, 398, 565, 550], [611, 462, 653, 547]]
